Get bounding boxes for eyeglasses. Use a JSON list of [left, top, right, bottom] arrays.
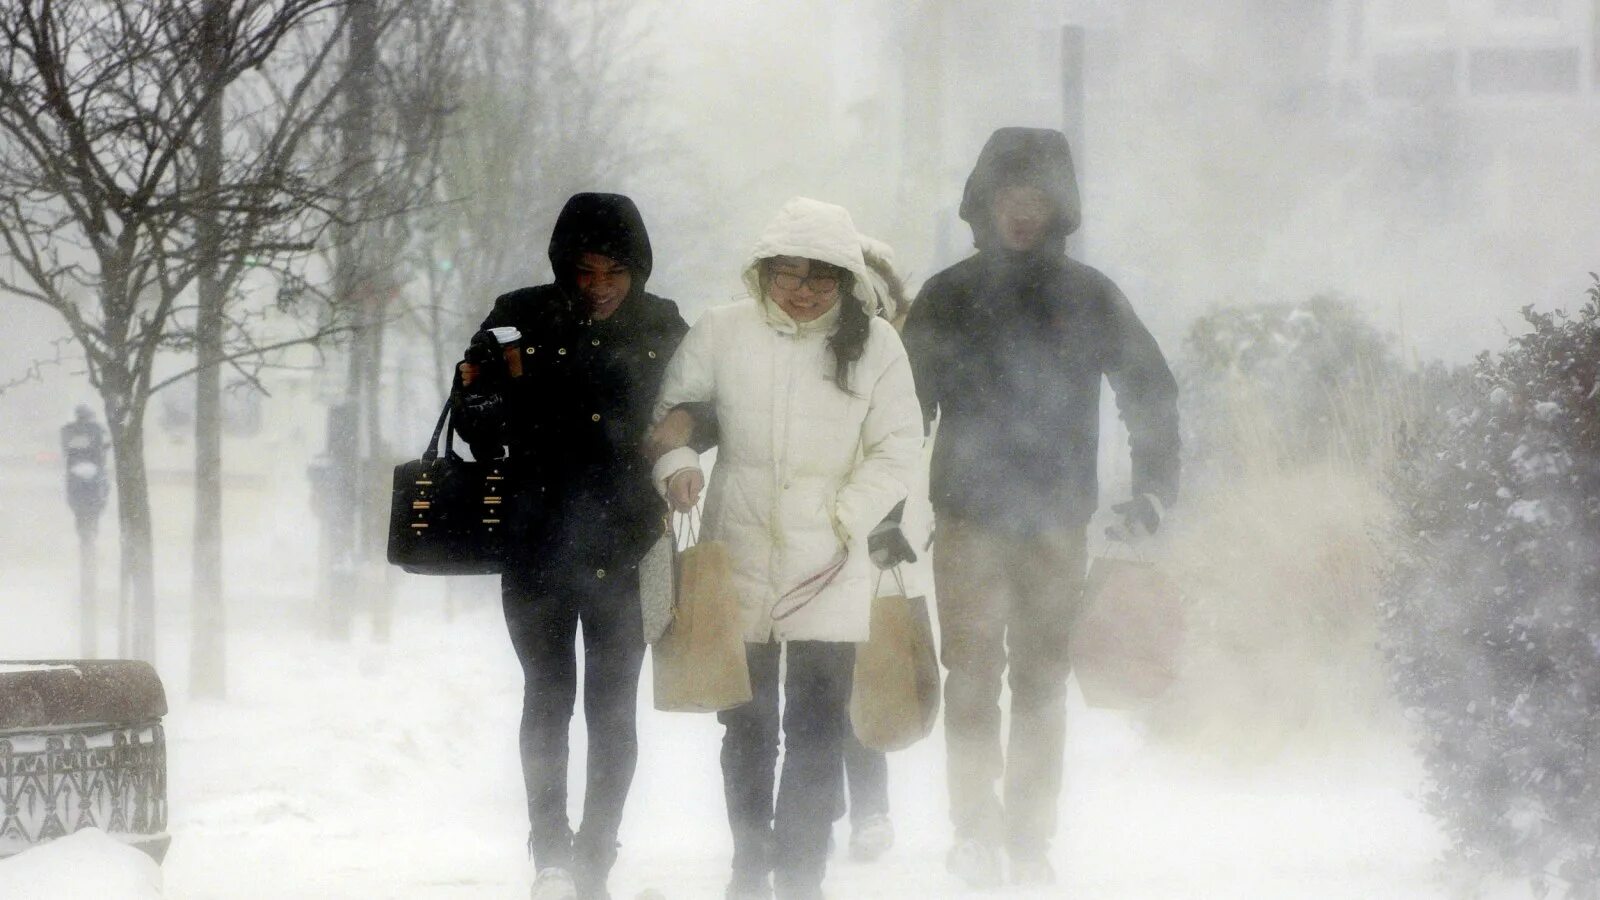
[[768, 271, 840, 294]]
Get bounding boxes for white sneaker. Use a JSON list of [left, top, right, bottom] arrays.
[[849, 814, 895, 862], [1009, 853, 1056, 887], [530, 866, 578, 900], [946, 838, 1003, 889]]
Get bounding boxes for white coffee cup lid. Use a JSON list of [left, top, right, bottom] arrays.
[[489, 326, 522, 345]]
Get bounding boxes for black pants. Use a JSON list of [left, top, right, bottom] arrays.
[[841, 733, 889, 825], [720, 640, 855, 899], [503, 563, 646, 878]]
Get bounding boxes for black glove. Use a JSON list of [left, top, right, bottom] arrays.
[[464, 329, 504, 373], [868, 517, 917, 570], [1106, 494, 1164, 543], [452, 330, 510, 458]]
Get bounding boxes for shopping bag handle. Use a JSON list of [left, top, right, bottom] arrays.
[[873, 565, 908, 599], [668, 508, 700, 551], [1098, 531, 1152, 565]]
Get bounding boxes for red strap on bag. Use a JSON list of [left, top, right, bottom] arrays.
[[771, 548, 848, 622]]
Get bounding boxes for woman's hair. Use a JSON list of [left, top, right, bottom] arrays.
[[828, 280, 869, 394], [761, 257, 867, 394]]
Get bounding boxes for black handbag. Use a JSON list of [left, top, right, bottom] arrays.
[[386, 399, 511, 575]]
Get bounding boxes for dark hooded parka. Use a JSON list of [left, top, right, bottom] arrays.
[[453, 193, 689, 579], [901, 128, 1180, 533]]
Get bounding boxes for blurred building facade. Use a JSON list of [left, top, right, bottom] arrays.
[[1331, 0, 1600, 103]]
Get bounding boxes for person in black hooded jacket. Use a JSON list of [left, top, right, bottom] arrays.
[[452, 193, 689, 900], [900, 128, 1180, 889]]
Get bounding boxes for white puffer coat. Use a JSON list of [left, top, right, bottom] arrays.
[[652, 198, 924, 643]]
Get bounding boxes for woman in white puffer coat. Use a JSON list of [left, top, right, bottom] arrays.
[[650, 197, 923, 899]]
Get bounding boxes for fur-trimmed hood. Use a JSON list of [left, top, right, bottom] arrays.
[[742, 197, 892, 322]]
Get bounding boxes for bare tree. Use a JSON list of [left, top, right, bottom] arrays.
[[178, 0, 365, 696], [0, 0, 350, 663], [318, 0, 463, 640], [454, 0, 656, 300], [403, 0, 659, 407]]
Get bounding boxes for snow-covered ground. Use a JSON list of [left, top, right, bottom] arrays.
[[0, 829, 164, 900], [0, 561, 1450, 899]]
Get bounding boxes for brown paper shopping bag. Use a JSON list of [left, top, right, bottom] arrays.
[[850, 569, 940, 751], [651, 532, 752, 713], [1069, 555, 1186, 709]]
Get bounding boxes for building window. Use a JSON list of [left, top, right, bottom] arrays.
[[1468, 45, 1581, 92], [1493, 0, 1564, 20], [1380, 0, 1452, 28], [1372, 49, 1459, 97]]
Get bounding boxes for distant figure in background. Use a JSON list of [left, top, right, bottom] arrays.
[[62, 404, 110, 542], [901, 127, 1181, 888], [62, 404, 110, 658]]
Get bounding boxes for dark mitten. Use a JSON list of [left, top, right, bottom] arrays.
[[867, 501, 916, 570], [1106, 493, 1164, 543]]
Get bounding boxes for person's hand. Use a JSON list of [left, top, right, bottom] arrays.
[[1106, 494, 1164, 543], [645, 407, 697, 461], [868, 519, 918, 570], [665, 468, 704, 512], [458, 331, 503, 389]]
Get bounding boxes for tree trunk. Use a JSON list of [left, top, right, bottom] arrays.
[[190, 0, 228, 697], [362, 289, 392, 642], [104, 380, 157, 664], [323, 0, 379, 640]]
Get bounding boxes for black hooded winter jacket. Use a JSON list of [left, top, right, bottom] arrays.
[[452, 193, 688, 575], [901, 128, 1180, 533]]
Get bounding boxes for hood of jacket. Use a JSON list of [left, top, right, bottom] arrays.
[[859, 235, 909, 324], [958, 127, 1082, 252], [547, 192, 654, 299], [742, 197, 889, 330]]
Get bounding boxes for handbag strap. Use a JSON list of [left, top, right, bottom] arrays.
[[425, 370, 474, 462], [422, 400, 451, 462]]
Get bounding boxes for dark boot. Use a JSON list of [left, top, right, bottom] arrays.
[[725, 871, 774, 900], [573, 834, 618, 900]]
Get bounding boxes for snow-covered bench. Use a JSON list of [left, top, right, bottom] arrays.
[[0, 660, 169, 863]]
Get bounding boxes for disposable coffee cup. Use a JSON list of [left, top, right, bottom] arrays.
[[490, 326, 524, 377]]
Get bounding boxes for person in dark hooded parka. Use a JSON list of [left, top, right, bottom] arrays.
[[452, 193, 691, 900], [901, 128, 1181, 888]]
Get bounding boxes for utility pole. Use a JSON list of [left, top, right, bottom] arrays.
[[190, 0, 228, 697]]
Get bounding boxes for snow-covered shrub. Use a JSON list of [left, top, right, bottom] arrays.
[[1150, 298, 1420, 759], [1178, 295, 1400, 480], [1382, 282, 1600, 893]]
